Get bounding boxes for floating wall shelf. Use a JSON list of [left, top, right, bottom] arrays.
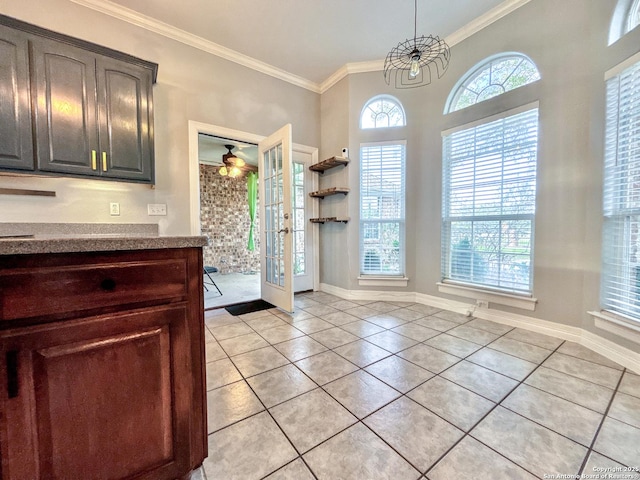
[[309, 156, 349, 173], [309, 187, 350, 199], [309, 217, 350, 224]]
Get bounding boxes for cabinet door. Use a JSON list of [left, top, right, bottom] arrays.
[[0, 25, 33, 170], [0, 304, 193, 480], [31, 37, 99, 176], [97, 57, 154, 183]]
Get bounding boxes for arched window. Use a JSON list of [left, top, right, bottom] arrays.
[[609, 0, 640, 44], [629, 0, 640, 32], [445, 53, 540, 113], [360, 95, 406, 129]]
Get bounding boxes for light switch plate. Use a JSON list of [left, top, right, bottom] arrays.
[[110, 202, 120, 216]]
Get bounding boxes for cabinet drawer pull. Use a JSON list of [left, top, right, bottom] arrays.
[[91, 150, 97, 170], [102, 152, 107, 172], [7, 351, 18, 399], [100, 278, 116, 291]]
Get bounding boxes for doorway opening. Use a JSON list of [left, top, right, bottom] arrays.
[[198, 133, 260, 310], [188, 121, 320, 312]]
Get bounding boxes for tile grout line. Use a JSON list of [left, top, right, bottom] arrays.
[[213, 305, 406, 478], [516, 379, 614, 416], [293, 315, 506, 477], [210, 308, 515, 474], [301, 312, 545, 477], [420, 338, 566, 479], [252, 308, 467, 476], [576, 367, 627, 476], [227, 349, 323, 480], [206, 301, 630, 479]]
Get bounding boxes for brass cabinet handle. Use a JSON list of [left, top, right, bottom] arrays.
[[91, 150, 97, 170], [102, 152, 107, 172]]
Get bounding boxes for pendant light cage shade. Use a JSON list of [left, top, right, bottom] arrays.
[[384, 34, 450, 89]]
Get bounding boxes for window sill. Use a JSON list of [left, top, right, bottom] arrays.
[[358, 276, 409, 287], [589, 310, 640, 345], [437, 282, 537, 311]]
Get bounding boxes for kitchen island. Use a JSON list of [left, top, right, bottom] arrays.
[[0, 229, 208, 480]]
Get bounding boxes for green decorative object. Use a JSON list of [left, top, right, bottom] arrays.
[[247, 172, 257, 251]]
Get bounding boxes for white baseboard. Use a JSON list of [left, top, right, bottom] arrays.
[[320, 283, 417, 303], [319, 283, 640, 374]]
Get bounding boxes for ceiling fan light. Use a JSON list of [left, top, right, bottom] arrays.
[[219, 166, 228, 176], [229, 166, 241, 178], [234, 158, 246, 168]]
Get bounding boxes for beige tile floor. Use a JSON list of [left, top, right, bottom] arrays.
[[204, 271, 260, 310], [200, 292, 640, 480]]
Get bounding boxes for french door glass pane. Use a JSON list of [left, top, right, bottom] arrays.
[[292, 161, 306, 275], [264, 144, 286, 287]]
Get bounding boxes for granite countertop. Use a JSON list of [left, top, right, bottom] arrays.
[[0, 234, 208, 255]]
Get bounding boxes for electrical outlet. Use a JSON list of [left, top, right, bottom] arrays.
[[147, 203, 167, 216], [476, 299, 489, 309], [110, 202, 120, 216]]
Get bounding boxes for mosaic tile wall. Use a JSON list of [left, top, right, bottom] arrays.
[[200, 164, 260, 274]]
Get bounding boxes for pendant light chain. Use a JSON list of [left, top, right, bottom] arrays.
[[414, 0, 418, 46]]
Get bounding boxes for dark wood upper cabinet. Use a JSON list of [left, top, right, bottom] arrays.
[[98, 57, 154, 182], [0, 25, 33, 171], [32, 38, 99, 176], [0, 14, 157, 184]]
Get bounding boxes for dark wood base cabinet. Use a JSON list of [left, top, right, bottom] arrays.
[[0, 248, 207, 479]]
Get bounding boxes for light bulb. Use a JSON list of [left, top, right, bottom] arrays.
[[219, 166, 228, 176], [229, 166, 241, 178], [409, 53, 421, 79], [235, 158, 246, 168]]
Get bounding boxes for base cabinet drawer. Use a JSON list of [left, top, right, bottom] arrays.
[[0, 258, 188, 321]]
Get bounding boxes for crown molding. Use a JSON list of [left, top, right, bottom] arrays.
[[69, 0, 321, 93], [320, 59, 384, 94], [445, 0, 532, 47], [70, 0, 530, 96]]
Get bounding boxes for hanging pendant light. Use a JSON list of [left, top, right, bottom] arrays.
[[384, 0, 450, 89]]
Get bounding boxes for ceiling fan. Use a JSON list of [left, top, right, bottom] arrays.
[[219, 144, 257, 178]]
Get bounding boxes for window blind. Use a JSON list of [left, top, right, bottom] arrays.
[[442, 108, 539, 293], [360, 142, 406, 275], [602, 60, 640, 321]]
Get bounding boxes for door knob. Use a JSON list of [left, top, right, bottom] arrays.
[[278, 228, 289, 234]]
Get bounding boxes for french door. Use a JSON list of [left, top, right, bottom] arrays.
[[258, 124, 293, 312]]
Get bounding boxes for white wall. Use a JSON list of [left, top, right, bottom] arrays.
[[0, 0, 320, 235], [319, 0, 640, 353]]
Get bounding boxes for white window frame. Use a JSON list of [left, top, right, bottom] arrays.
[[609, 0, 640, 45], [444, 53, 540, 114], [629, 0, 640, 32], [360, 95, 406, 129], [599, 54, 640, 325], [359, 140, 406, 279], [441, 103, 539, 297]]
